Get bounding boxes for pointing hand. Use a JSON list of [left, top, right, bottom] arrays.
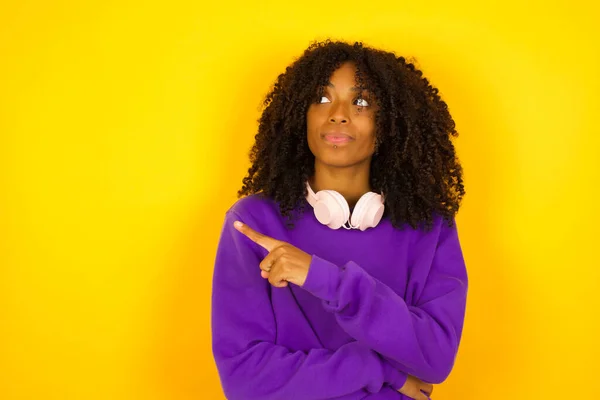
[[234, 221, 312, 288]]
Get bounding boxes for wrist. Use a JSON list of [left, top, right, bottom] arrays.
[[301, 254, 341, 303], [383, 359, 408, 390]]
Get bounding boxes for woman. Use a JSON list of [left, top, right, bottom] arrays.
[[211, 39, 468, 400]]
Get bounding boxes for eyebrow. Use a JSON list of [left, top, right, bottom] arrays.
[[327, 82, 364, 92]]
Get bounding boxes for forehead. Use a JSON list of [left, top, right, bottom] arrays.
[[330, 62, 358, 80], [322, 62, 372, 93], [327, 62, 359, 85]]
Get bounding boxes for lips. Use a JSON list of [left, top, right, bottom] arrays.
[[322, 132, 354, 145], [325, 135, 352, 143]]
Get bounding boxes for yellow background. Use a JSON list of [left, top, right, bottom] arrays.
[[1, 1, 598, 398]]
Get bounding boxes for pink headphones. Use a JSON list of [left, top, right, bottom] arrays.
[[305, 181, 385, 231]]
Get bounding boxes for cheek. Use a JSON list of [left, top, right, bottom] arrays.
[[356, 136, 376, 156], [306, 121, 318, 153], [306, 111, 324, 142], [356, 121, 376, 146], [306, 109, 323, 130]]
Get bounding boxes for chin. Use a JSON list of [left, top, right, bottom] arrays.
[[321, 159, 353, 168], [308, 140, 371, 168], [315, 153, 363, 168]]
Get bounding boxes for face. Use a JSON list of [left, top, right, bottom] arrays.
[[306, 61, 379, 169]]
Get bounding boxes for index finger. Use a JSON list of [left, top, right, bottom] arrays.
[[234, 221, 279, 252]]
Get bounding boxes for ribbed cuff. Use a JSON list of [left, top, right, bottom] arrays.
[[301, 254, 341, 303], [383, 361, 408, 391]]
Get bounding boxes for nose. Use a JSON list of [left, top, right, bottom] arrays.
[[328, 100, 350, 124]]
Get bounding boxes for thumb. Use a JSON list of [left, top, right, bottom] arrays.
[[397, 388, 430, 400], [418, 390, 431, 400]]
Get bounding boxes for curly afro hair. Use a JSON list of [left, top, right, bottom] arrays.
[[238, 39, 465, 232]]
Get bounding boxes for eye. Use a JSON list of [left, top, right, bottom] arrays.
[[317, 95, 331, 104], [355, 98, 370, 107]]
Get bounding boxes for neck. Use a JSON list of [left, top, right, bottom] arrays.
[[309, 159, 372, 210]]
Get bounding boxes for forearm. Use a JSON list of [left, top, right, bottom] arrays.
[[214, 339, 406, 399]]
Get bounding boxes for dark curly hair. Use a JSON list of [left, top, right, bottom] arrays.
[[238, 39, 465, 232]]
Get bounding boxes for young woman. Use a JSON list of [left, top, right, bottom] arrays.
[[211, 39, 468, 400]]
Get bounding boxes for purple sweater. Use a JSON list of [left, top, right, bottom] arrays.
[[211, 194, 468, 399]]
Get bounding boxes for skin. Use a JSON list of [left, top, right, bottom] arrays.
[[232, 62, 435, 399], [306, 61, 379, 210]]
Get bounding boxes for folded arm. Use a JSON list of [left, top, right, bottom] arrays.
[[301, 215, 468, 384]]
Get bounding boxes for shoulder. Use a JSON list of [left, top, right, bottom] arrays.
[[411, 211, 458, 244], [227, 193, 276, 216], [406, 211, 461, 268], [225, 193, 285, 228]]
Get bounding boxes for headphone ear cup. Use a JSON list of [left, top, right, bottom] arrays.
[[350, 192, 385, 231], [315, 190, 350, 229], [350, 192, 373, 230]]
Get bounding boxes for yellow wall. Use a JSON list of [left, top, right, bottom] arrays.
[[1, 1, 598, 398]]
